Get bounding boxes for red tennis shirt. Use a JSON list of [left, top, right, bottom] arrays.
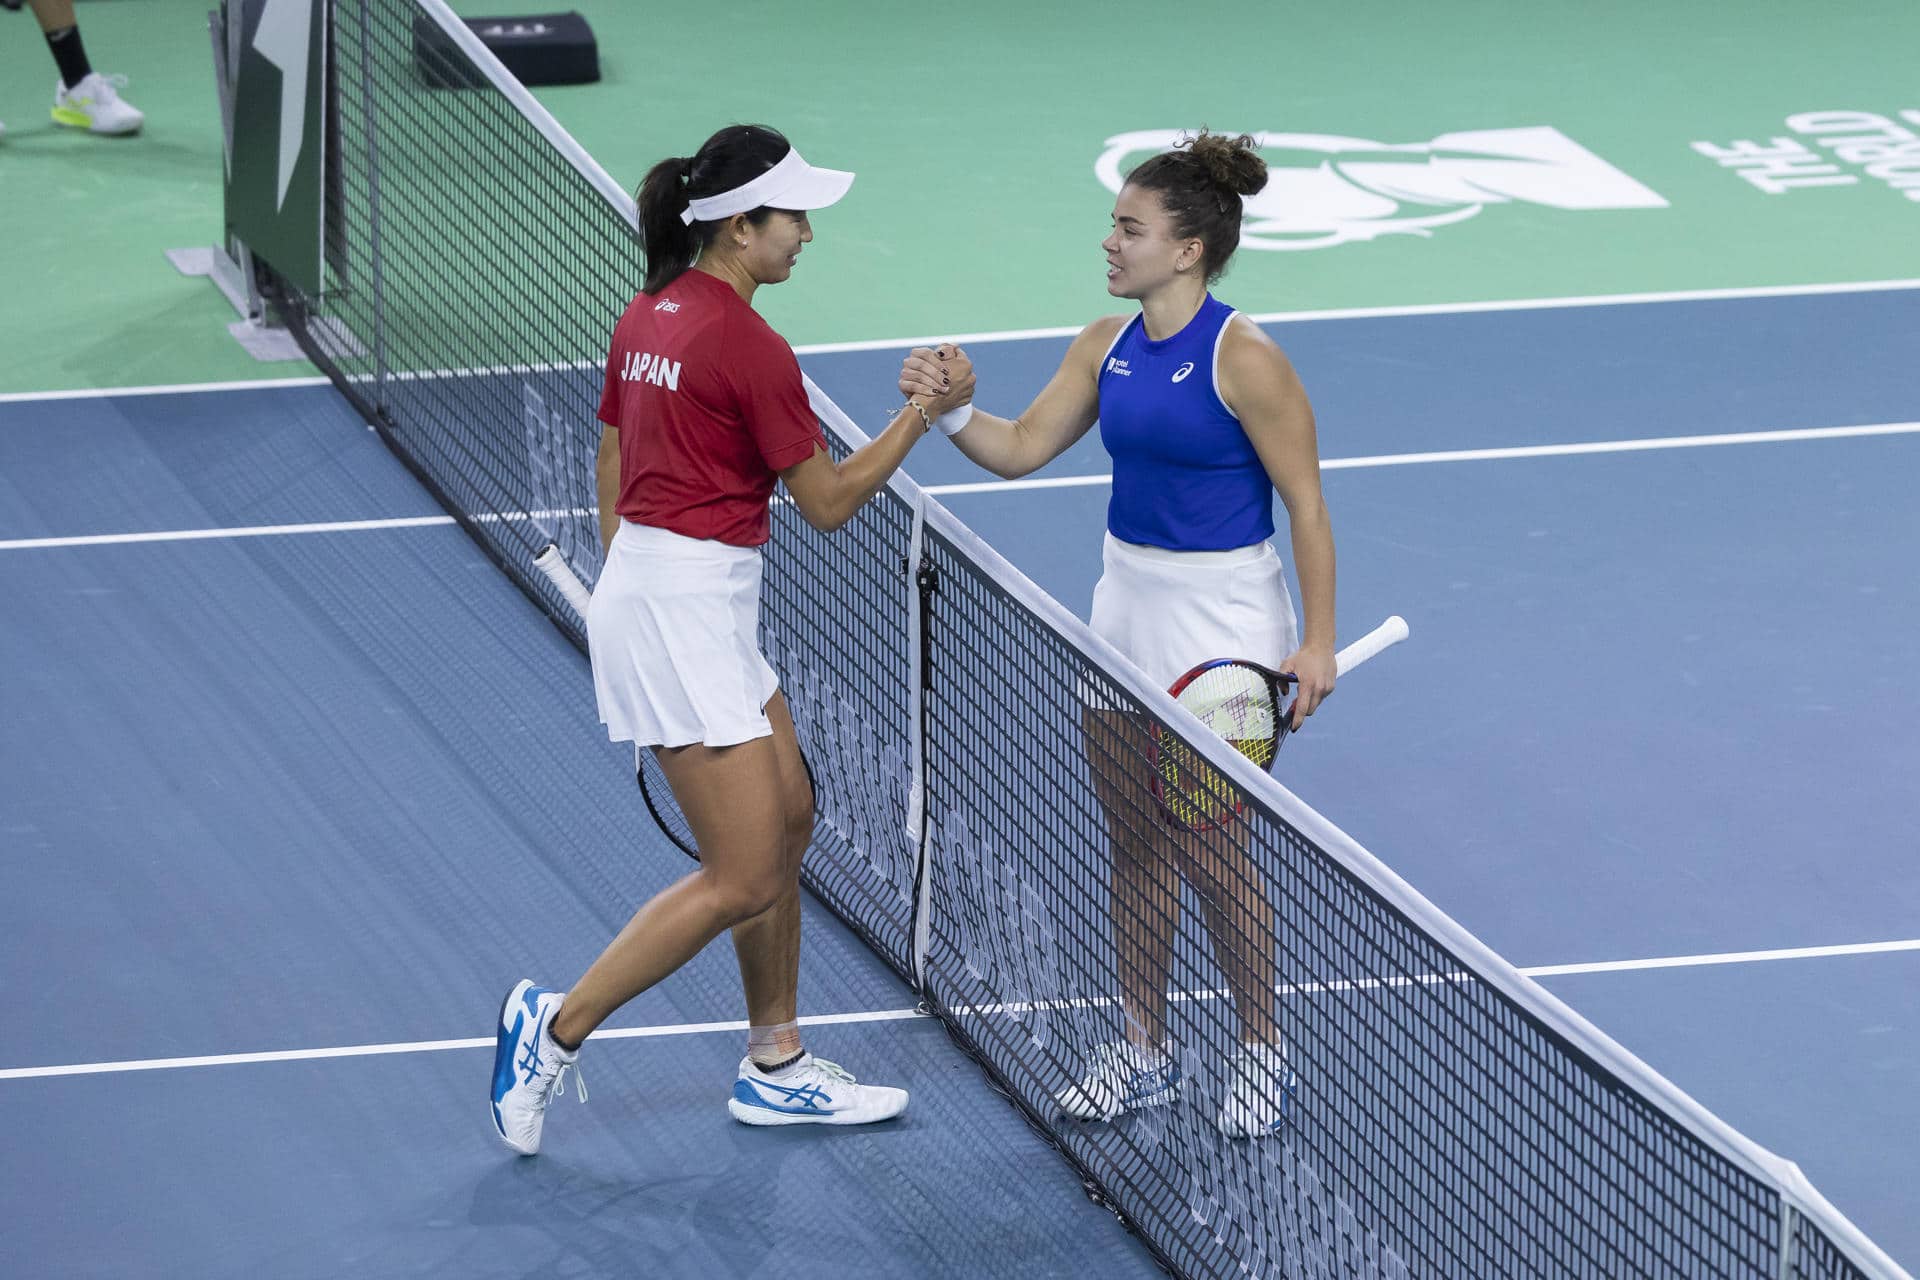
[[597, 269, 826, 547]]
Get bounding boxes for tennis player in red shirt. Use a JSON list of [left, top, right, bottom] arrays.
[[492, 124, 973, 1155]]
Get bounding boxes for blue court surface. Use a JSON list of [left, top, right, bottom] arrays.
[[2, 288, 1916, 1276]]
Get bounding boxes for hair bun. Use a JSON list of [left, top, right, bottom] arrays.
[[1185, 130, 1268, 198]]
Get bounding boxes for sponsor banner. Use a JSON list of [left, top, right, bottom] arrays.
[[225, 0, 328, 295]]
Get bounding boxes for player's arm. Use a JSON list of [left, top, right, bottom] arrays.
[[898, 317, 1126, 480], [1219, 317, 1338, 720], [595, 422, 621, 553], [780, 372, 974, 533]]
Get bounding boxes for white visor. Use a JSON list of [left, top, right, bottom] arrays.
[[680, 147, 855, 225]]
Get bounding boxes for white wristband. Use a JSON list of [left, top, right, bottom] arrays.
[[934, 403, 975, 437]]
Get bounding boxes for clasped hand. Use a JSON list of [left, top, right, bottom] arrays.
[[897, 344, 975, 419]]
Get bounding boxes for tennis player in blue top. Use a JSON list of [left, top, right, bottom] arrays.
[[901, 131, 1337, 1138]]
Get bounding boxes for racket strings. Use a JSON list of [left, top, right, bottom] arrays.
[[1158, 664, 1286, 828]]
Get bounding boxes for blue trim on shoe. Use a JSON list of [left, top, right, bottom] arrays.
[[1120, 1060, 1182, 1108], [733, 1075, 834, 1115], [1265, 1066, 1301, 1132], [491, 1009, 525, 1131], [491, 980, 556, 1136]]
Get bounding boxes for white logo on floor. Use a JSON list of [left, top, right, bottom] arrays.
[[1692, 108, 1920, 202], [1094, 126, 1667, 251]]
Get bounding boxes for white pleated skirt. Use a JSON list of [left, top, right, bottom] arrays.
[[1088, 533, 1299, 690], [587, 520, 780, 749]]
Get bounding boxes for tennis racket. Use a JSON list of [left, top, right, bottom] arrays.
[[1151, 615, 1409, 832], [533, 544, 593, 616], [533, 544, 812, 860]]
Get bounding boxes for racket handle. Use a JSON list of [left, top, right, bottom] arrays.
[[1334, 615, 1409, 677], [533, 544, 593, 621]]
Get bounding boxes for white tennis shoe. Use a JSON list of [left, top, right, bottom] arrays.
[[1216, 1042, 1298, 1138], [53, 73, 144, 136], [728, 1053, 908, 1126], [1056, 1040, 1183, 1121], [490, 979, 585, 1155]]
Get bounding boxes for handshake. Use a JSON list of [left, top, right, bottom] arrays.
[[898, 343, 977, 435]]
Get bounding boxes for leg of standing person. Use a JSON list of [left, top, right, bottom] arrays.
[[1180, 825, 1282, 1050], [718, 694, 905, 1127], [490, 731, 794, 1154], [30, 0, 144, 136], [1179, 821, 1299, 1137], [493, 696, 902, 1154], [1055, 707, 1187, 1122], [727, 693, 812, 1070], [553, 733, 795, 1044]]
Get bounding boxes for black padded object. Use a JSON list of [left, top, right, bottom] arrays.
[[415, 11, 599, 88]]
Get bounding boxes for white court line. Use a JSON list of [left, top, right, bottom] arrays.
[[0, 1007, 929, 1081], [0, 375, 331, 404], [6, 420, 1914, 551], [0, 508, 597, 552], [2, 278, 1916, 404], [919, 420, 1920, 497], [1316, 421, 1920, 469], [792, 277, 1920, 355], [1523, 937, 1920, 977], [0, 515, 457, 551], [4, 937, 1914, 1082]]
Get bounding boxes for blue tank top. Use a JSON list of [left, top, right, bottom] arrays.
[[1097, 294, 1275, 551]]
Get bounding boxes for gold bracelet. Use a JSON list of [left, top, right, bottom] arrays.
[[902, 399, 933, 432]]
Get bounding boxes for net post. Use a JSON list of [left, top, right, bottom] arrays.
[[350, 0, 391, 393], [905, 497, 936, 992], [1777, 1197, 1798, 1280], [178, 4, 271, 332]]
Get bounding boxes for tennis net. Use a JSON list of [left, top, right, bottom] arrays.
[[261, 3, 1908, 1276]]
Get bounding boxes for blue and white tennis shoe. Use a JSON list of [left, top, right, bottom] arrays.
[[1055, 1041, 1183, 1121], [728, 1053, 908, 1126], [491, 978, 585, 1155], [1216, 1042, 1298, 1138]]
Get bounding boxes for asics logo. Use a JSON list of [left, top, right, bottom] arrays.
[[746, 1078, 833, 1111], [1171, 362, 1194, 383], [518, 1019, 545, 1083], [517, 988, 549, 1084], [1121, 1063, 1181, 1105], [653, 297, 681, 313]]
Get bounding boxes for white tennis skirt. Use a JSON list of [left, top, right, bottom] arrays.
[[587, 520, 780, 749], [1088, 533, 1299, 690]]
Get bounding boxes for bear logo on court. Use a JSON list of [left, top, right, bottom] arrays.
[[1094, 126, 1667, 251]]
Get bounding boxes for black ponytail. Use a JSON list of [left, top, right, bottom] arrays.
[[637, 124, 793, 295], [637, 155, 697, 294]]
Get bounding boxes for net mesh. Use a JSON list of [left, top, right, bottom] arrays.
[[302, 0, 619, 604], [262, 4, 1896, 1277]]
